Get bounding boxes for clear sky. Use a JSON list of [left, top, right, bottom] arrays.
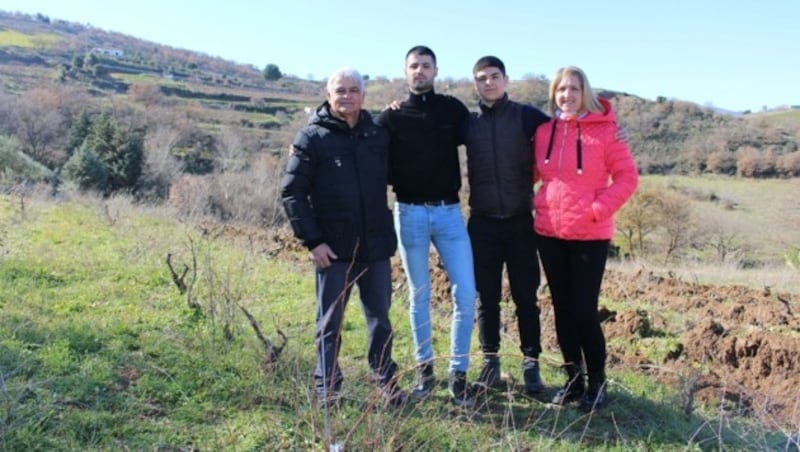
[[3, 0, 799, 112]]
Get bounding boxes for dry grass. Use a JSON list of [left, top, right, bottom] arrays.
[[658, 175, 800, 264]]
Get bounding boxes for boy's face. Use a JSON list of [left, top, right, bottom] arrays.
[[474, 66, 508, 105]]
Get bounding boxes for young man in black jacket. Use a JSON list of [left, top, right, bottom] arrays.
[[377, 46, 477, 408], [464, 56, 549, 396], [282, 67, 406, 408]]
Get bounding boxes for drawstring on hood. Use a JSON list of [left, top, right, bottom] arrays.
[[543, 112, 585, 175]]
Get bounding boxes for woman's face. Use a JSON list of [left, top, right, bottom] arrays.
[[555, 73, 583, 115]]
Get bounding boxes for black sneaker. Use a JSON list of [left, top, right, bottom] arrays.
[[579, 381, 609, 412], [411, 362, 435, 400], [472, 355, 500, 392], [381, 380, 409, 408], [448, 370, 475, 408], [551, 378, 585, 405], [522, 358, 545, 395]]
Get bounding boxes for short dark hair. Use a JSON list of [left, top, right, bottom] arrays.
[[406, 45, 437, 65], [473, 56, 506, 76]]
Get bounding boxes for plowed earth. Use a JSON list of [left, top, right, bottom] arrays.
[[214, 224, 799, 429]]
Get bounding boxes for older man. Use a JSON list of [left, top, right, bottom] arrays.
[[281, 67, 406, 408]]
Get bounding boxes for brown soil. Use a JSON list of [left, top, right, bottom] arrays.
[[209, 223, 800, 429]]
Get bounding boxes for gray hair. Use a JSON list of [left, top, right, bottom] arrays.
[[326, 67, 364, 93]]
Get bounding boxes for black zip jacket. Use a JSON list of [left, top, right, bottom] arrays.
[[376, 90, 469, 204], [281, 102, 396, 262], [464, 94, 549, 218]]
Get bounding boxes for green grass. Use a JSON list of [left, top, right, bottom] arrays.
[[109, 71, 187, 88], [0, 28, 61, 48], [0, 193, 795, 450]]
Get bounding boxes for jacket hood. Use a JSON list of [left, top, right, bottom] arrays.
[[310, 101, 372, 130], [544, 97, 618, 175]]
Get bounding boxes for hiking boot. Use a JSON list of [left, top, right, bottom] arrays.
[[410, 362, 435, 400], [579, 372, 609, 412], [551, 381, 584, 405], [551, 364, 585, 405], [522, 357, 545, 395], [381, 380, 409, 408], [472, 355, 500, 392], [448, 370, 475, 408], [579, 382, 608, 412]]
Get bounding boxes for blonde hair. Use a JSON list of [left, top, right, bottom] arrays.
[[547, 66, 603, 116]]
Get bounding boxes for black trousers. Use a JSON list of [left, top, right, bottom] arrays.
[[468, 213, 541, 358], [535, 234, 609, 374], [314, 259, 397, 392]]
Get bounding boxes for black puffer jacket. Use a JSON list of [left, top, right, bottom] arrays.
[[281, 103, 396, 262], [464, 94, 549, 218]]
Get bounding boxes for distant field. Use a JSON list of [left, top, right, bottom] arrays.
[[623, 175, 800, 294], [743, 108, 800, 129], [649, 174, 800, 262], [0, 28, 61, 48]]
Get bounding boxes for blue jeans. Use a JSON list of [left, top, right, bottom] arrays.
[[394, 202, 476, 373]]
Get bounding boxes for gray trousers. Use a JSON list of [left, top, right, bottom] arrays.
[[314, 259, 397, 393]]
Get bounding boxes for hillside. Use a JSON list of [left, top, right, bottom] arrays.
[[2, 9, 800, 182]]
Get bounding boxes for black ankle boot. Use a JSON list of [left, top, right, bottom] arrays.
[[579, 371, 609, 411], [411, 362, 435, 400], [551, 363, 585, 405]]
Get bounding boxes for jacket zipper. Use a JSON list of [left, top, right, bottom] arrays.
[[555, 121, 569, 235]]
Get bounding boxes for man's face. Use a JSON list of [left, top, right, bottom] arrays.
[[405, 53, 437, 94], [326, 76, 364, 118], [473, 66, 508, 105]]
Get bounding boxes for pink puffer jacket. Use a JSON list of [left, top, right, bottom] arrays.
[[532, 98, 638, 240]]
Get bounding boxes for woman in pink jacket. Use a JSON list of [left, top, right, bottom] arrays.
[[532, 66, 638, 411]]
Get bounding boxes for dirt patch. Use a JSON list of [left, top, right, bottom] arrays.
[[220, 223, 800, 429], [599, 269, 799, 429]]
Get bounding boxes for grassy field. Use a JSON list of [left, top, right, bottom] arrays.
[[625, 175, 800, 293], [0, 28, 61, 48], [1, 187, 797, 450], [744, 108, 800, 129]]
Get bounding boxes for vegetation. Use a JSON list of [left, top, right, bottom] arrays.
[[263, 63, 282, 81], [1, 10, 799, 449], [1, 191, 796, 450]]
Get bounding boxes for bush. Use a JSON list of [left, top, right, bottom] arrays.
[[62, 144, 110, 191], [61, 114, 144, 194], [0, 135, 55, 183]]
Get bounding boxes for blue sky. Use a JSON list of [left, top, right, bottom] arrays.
[[4, 0, 799, 112]]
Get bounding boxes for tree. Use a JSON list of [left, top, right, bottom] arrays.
[[658, 190, 694, 263], [72, 54, 84, 71], [85, 115, 143, 192], [66, 110, 92, 157], [616, 185, 661, 257], [263, 64, 282, 81], [62, 144, 110, 191], [63, 115, 144, 193]]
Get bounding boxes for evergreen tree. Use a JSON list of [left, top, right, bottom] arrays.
[[263, 64, 282, 81], [62, 114, 144, 193], [65, 110, 92, 157], [62, 144, 110, 192]]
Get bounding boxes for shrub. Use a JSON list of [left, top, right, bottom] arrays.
[[61, 144, 110, 191]]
